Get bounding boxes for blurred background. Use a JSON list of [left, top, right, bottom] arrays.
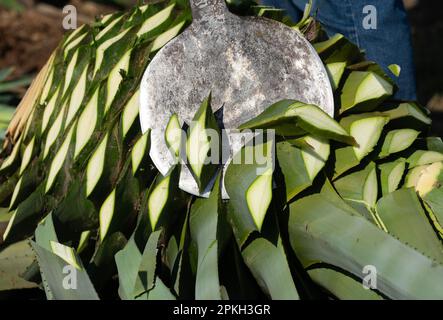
[[0, 0, 442, 137]]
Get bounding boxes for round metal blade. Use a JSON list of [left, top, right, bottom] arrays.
[[140, 3, 334, 198]]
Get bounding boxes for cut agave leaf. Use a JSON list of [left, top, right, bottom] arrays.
[[136, 3, 175, 37], [165, 113, 183, 160], [99, 168, 139, 241], [379, 159, 406, 196], [314, 33, 362, 64], [19, 137, 35, 174], [148, 165, 181, 230], [64, 33, 88, 59], [404, 164, 430, 188], [381, 102, 431, 126], [225, 136, 275, 246], [407, 150, 443, 169], [415, 162, 443, 197], [50, 241, 82, 269], [334, 115, 388, 177], [350, 116, 388, 160], [277, 136, 329, 201], [376, 188, 443, 264], [239, 100, 354, 145], [74, 87, 99, 159], [246, 167, 273, 231], [326, 61, 346, 91], [45, 125, 75, 193], [93, 29, 131, 77], [43, 102, 67, 159], [131, 130, 150, 176], [86, 133, 109, 197], [333, 162, 380, 224], [41, 87, 60, 134], [121, 89, 140, 138], [379, 129, 419, 159], [62, 49, 79, 96], [340, 71, 393, 114], [95, 15, 123, 42], [150, 21, 186, 53], [104, 50, 131, 114], [289, 193, 443, 299], [388, 64, 401, 77], [66, 65, 88, 128], [308, 268, 383, 300], [186, 94, 221, 192], [0, 134, 23, 174]]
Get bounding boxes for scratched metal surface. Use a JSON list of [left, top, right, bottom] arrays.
[[140, 0, 334, 198]]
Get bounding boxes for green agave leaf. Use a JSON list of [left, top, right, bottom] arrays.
[[376, 188, 443, 264], [242, 237, 299, 300], [426, 137, 443, 153], [404, 164, 430, 188], [99, 167, 139, 241], [381, 102, 431, 127], [379, 159, 406, 196], [165, 113, 183, 160], [415, 162, 443, 197], [289, 193, 443, 299], [136, 3, 176, 38], [422, 189, 443, 238], [121, 88, 140, 139], [333, 162, 380, 224], [189, 175, 222, 300], [3, 185, 46, 245], [186, 94, 221, 192], [35, 212, 58, 251], [347, 61, 395, 87], [277, 136, 329, 201], [115, 230, 162, 300], [407, 150, 443, 169], [388, 64, 401, 77], [326, 61, 346, 91], [379, 129, 420, 159], [131, 130, 151, 176], [239, 100, 354, 145], [307, 268, 383, 300], [31, 241, 99, 300], [314, 33, 363, 64], [340, 71, 393, 114], [225, 137, 275, 246], [334, 115, 388, 177], [147, 165, 182, 230]]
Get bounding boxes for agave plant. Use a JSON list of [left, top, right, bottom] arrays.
[[0, 68, 32, 146], [0, 0, 442, 300]]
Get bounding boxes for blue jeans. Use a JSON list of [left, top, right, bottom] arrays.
[[262, 0, 417, 100]]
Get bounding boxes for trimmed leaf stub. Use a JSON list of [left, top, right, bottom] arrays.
[[225, 135, 275, 245], [186, 94, 221, 193], [340, 71, 393, 114]]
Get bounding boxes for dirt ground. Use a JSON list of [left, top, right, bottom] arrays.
[[0, 0, 442, 133]]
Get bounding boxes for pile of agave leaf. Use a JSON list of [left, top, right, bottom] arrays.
[[1, 0, 443, 300]]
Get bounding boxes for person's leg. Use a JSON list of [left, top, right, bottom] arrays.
[[264, 0, 417, 100], [260, 0, 303, 22]]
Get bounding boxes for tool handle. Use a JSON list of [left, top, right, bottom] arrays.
[[190, 0, 227, 21]]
